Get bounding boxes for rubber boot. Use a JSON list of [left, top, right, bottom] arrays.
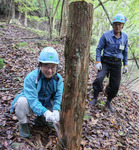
[[105, 98, 114, 112], [89, 92, 98, 106], [18, 123, 31, 138]]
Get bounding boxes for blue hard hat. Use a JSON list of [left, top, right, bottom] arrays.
[[38, 47, 59, 64], [112, 13, 127, 24]]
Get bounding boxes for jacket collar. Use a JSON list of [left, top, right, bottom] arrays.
[[112, 30, 122, 38]]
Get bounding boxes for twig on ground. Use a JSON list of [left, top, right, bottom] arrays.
[[20, 137, 39, 149]]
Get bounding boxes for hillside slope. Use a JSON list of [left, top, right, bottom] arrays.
[[0, 24, 138, 150]]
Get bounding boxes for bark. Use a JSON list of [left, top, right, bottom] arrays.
[[17, 2, 22, 20], [59, 0, 69, 39], [18, 11, 22, 20], [11, 0, 15, 19], [56, 1, 93, 150], [43, 0, 61, 40], [7, 0, 13, 23], [59, 0, 65, 38], [24, 11, 28, 26], [49, 17, 54, 40]]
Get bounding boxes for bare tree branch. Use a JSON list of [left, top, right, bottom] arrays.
[[52, 0, 61, 17], [43, 0, 50, 19], [128, 45, 139, 69], [59, 0, 65, 37], [0, 87, 22, 91], [126, 77, 139, 87], [98, 0, 112, 26], [94, 0, 109, 10], [122, 0, 132, 10]]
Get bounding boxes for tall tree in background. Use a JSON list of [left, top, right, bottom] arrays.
[[11, 0, 15, 19], [14, 0, 40, 26], [56, 1, 93, 150], [59, 0, 69, 39], [43, 0, 61, 40]]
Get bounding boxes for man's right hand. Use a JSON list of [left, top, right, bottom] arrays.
[[123, 65, 128, 74], [44, 110, 55, 123], [96, 61, 102, 71]]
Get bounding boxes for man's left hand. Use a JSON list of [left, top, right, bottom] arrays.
[[53, 110, 60, 123], [123, 66, 128, 74]]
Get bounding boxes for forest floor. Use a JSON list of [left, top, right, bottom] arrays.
[[0, 23, 139, 150]]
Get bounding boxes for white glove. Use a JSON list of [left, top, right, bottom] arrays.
[[96, 62, 102, 71], [44, 110, 55, 122], [123, 66, 128, 74], [53, 110, 60, 123]]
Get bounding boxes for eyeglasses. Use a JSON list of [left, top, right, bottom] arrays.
[[42, 64, 57, 70], [113, 23, 123, 26]]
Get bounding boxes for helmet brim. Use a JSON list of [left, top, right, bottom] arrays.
[[39, 60, 59, 64]]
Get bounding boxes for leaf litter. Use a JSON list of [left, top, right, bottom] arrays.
[[0, 24, 138, 150]]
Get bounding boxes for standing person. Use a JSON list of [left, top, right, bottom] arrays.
[[89, 13, 128, 112], [10, 47, 64, 137]]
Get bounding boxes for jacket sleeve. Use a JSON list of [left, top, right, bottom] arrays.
[[23, 74, 47, 116], [52, 74, 63, 111], [123, 34, 128, 66], [96, 33, 106, 62]]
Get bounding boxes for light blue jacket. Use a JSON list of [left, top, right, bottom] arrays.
[[10, 68, 63, 116]]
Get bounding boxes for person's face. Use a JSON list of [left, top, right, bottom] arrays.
[[113, 22, 124, 34], [40, 63, 57, 78]]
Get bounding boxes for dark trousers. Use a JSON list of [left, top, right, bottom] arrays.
[[93, 57, 122, 99]]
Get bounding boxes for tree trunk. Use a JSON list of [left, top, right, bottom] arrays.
[[43, 0, 60, 40], [11, 0, 15, 19], [18, 3, 22, 20], [59, 0, 69, 39], [7, 0, 13, 24], [24, 11, 28, 26], [56, 1, 93, 150], [49, 17, 54, 40], [18, 12, 22, 20]]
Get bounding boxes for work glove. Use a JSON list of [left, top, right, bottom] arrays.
[[44, 110, 55, 123], [53, 110, 60, 123], [96, 61, 102, 71], [123, 65, 128, 74]]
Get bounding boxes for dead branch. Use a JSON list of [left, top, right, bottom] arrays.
[[52, 0, 61, 17], [128, 45, 139, 69], [94, 0, 109, 10], [0, 87, 22, 91], [43, 0, 50, 19], [20, 137, 39, 149], [122, 60, 135, 84], [128, 58, 139, 61], [36, 134, 44, 148], [125, 77, 139, 87], [98, 0, 112, 26]]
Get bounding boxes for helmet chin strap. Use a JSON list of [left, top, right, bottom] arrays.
[[57, 65, 59, 70], [38, 62, 41, 67], [35, 67, 40, 84]]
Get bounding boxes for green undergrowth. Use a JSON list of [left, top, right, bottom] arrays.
[[84, 112, 92, 120], [0, 58, 4, 69]]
